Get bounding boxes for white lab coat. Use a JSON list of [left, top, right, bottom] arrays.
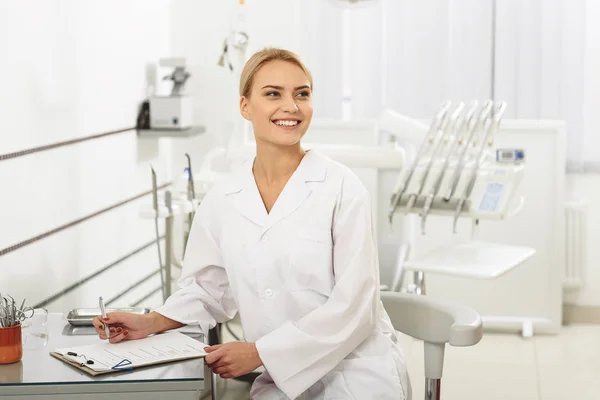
[[155, 150, 411, 399]]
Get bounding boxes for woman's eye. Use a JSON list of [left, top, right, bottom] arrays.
[[297, 91, 310, 98], [265, 91, 279, 97]]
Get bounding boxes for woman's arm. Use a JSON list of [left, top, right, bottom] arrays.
[[254, 179, 380, 399]]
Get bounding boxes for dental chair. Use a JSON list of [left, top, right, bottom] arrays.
[[381, 291, 483, 400]]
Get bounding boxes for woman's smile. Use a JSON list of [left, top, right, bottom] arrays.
[[272, 118, 302, 130]]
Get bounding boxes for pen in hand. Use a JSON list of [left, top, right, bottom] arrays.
[[99, 296, 111, 340]]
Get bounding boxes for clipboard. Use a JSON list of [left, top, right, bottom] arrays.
[[49, 331, 208, 376], [49, 350, 206, 376], [49, 351, 119, 376]]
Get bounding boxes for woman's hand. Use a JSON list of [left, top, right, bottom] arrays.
[[204, 342, 263, 379], [92, 312, 157, 343]]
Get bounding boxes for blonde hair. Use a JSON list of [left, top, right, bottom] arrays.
[[239, 47, 313, 98]]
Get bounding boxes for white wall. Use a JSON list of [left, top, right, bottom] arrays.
[[0, 1, 172, 311], [564, 174, 600, 307]]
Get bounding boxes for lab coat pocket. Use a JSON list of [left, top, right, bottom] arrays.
[[288, 229, 334, 297], [326, 355, 407, 400]]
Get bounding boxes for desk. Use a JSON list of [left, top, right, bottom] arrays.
[[0, 314, 213, 399]]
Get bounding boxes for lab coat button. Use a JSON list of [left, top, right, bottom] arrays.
[[264, 289, 273, 297]]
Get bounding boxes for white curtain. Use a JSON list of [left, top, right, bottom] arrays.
[[296, 0, 493, 119], [494, 0, 599, 172], [293, 0, 600, 170]]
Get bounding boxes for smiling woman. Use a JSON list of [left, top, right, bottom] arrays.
[[92, 47, 411, 400]]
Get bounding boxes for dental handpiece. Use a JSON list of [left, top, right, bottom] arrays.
[[388, 101, 452, 224], [151, 167, 166, 300], [483, 101, 507, 152], [443, 100, 493, 202], [184, 154, 195, 247], [151, 167, 159, 213], [403, 105, 454, 214], [420, 102, 467, 233], [165, 190, 173, 215], [451, 102, 506, 232], [429, 101, 479, 203], [185, 153, 196, 201]]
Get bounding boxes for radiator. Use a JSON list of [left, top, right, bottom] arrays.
[[564, 200, 588, 290]]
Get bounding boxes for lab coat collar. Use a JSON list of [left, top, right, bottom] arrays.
[[224, 150, 327, 232]]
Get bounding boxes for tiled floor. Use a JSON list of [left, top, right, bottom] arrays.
[[218, 322, 600, 400]]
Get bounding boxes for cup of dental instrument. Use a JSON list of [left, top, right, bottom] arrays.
[[0, 323, 22, 364]]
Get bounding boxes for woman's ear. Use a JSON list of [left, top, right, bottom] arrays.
[[240, 96, 251, 121]]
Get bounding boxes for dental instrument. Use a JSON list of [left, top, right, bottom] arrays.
[[388, 101, 452, 224], [452, 102, 507, 232], [151, 167, 166, 302], [217, 39, 234, 71], [183, 154, 196, 248], [185, 153, 196, 200], [0, 294, 34, 328], [418, 102, 465, 233], [164, 190, 174, 299], [443, 100, 493, 202], [403, 102, 458, 216], [420, 101, 475, 224]]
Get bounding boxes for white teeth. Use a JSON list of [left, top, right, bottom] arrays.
[[274, 120, 299, 126]]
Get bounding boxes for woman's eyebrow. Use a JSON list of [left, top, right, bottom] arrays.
[[261, 85, 311, 90], [261, 85, 283, 90]]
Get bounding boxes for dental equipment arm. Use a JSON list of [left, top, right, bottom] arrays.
[[452, 102, 507, 232], [443, 100, 493, 202], [388, 101, 452, 224], [419, 102, 466, 233], [380, 109, 429, 142]]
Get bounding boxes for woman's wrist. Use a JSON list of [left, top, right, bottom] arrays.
[[251, 343, 264, 367], [145, 311, 184, 334]]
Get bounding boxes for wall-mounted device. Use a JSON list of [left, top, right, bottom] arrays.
[[149, 58, 193, 130]]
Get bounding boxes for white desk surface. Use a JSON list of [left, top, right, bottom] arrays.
[[0, 313, 206, 398], [404, 241, 536, 279]]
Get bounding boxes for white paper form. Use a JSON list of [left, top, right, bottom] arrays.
[[54, 331, 208, 372]]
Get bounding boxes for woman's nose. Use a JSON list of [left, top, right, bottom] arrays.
[[281, 98, 299, 112]]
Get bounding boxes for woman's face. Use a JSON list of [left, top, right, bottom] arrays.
[[240, 60, 313, 148]]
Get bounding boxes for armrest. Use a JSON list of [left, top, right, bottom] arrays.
[[381, 291, 483, 347]]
